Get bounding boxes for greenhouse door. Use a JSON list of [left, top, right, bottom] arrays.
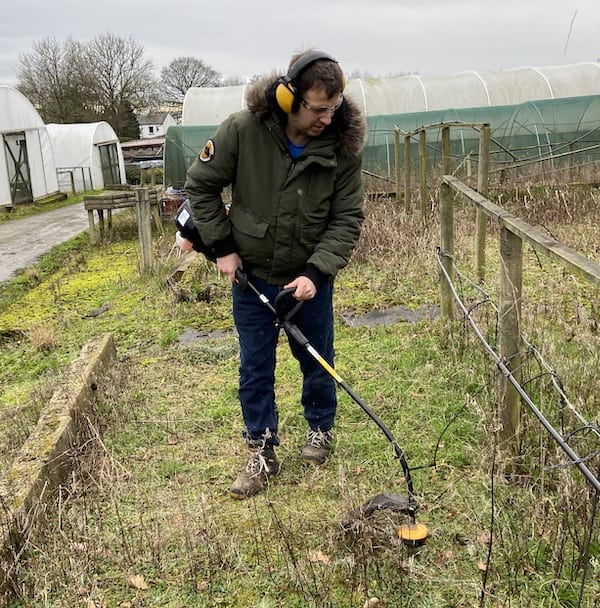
[[4, 133, 33, 205], [99, 143, 121, 187]]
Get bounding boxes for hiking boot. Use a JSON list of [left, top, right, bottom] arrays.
[[301, 428, 334, 465], [230, 446, 280, 499]]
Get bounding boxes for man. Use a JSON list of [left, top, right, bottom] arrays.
[[184, 49, 366, 498]]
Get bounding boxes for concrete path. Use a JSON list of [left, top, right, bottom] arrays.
[[0, 204, 90, 283]]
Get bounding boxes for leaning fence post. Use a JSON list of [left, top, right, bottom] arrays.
[[136, 188, 153, 273], [394, 127, 402, 205], [568, 142, 574, 182], [498, 227, 522, 451], [404, 134, 411, 212], [419, 129, 428, 219], [440, 126, 454, 322], [476, 125, 491, 282]]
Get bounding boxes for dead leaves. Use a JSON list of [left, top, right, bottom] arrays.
[[308, 549, 331, 564], [127, 573, 149, 590]]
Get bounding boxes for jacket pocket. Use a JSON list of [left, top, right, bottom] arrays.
[[229, 205, 272, 266], [229, 204, 269, 238], [297, 193, 329, 247]]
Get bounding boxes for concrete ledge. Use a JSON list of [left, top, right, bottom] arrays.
[[0, 333, 117, 598]]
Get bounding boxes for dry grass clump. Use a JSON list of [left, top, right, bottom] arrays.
[[25, 322, 59, 352], [353, 197, 438, 265]]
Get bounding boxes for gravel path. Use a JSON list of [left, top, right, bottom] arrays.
[[0, 205, 90, 283]]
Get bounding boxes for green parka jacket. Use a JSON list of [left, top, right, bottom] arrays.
[[184, 74, 367, 286]]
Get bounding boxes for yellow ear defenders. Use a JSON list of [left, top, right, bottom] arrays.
[[275, 51, 345, 114]]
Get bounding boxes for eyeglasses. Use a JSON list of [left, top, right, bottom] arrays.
[[300, 95, 343, 116]]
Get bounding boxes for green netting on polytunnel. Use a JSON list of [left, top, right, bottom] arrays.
[[164, 125, 217, 188], [164, 95, 600, 184], [363, 95, 600, 177]]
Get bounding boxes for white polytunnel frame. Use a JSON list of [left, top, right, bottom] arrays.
[[0, 85, 60, 207]]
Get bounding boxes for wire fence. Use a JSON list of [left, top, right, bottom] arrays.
[[436, 247, 600, 607], [362, 121, 600, 197], [364, 120, 600, 602], [362, 117, 600, 605]]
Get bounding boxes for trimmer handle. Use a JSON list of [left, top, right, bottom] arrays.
[[234, 268, 303, 324], [274, 287, 304, 324], [234, 268, 248, 290]]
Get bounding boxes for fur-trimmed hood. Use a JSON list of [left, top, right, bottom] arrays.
[[245, 73, 367, 158]]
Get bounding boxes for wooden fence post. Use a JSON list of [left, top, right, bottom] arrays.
[[136, 188, 153, 273], [440, 126, 454, 322], [568, 142, 574, 182], [498, 227, 522, 450], [442, 126, 451, 179], [394, 128, 402, 205], [419, 129, 428, 219], [404, 134, 411, 212], [476, 125, 491, 282]]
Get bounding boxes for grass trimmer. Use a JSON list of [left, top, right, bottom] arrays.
[[234, 269, 429, 546], [174, 202, 428, 544]]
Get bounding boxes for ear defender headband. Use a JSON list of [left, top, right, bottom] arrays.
[[275, 51, 345, 114]]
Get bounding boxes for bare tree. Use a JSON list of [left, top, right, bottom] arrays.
[[17, 33, 158, 137], [160, 57, 221, 106], [17, 37, 93, 123], [83, 33, 158, 117], [221, 75, 248, 87]]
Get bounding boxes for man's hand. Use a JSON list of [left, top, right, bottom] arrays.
[[216, 252, 243, 282], [284, 276, 317, 300], [175, 231, 194, 252]]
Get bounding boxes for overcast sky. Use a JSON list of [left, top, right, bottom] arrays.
[[1, 0, 598, 86]]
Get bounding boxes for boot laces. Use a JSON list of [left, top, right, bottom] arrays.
[[246, 450, 270, 478], [306, 428, 333, 448], [245, 429, 274, 478]]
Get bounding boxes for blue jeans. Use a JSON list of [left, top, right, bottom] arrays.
[[232, 275, 337, 446]]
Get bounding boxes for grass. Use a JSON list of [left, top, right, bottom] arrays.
[[1, 184, 599, 606], [0, 191, 102, 224]]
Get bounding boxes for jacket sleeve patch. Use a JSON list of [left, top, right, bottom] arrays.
[[199, 139, 215, 163]]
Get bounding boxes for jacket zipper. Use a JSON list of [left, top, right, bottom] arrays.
[[286, 159, 296, 180]]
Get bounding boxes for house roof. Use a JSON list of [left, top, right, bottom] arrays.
[[138, 112, 172, 125], [121, 137, 165, 149]]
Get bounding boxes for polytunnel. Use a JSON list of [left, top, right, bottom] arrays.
[[182, 62, 600, 125], [165, 62, 600, 185], [164, 125, 217, 188], [0, 85, 60, 207], [364, 94, 600, 175], [46, 121, 127, 193]]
